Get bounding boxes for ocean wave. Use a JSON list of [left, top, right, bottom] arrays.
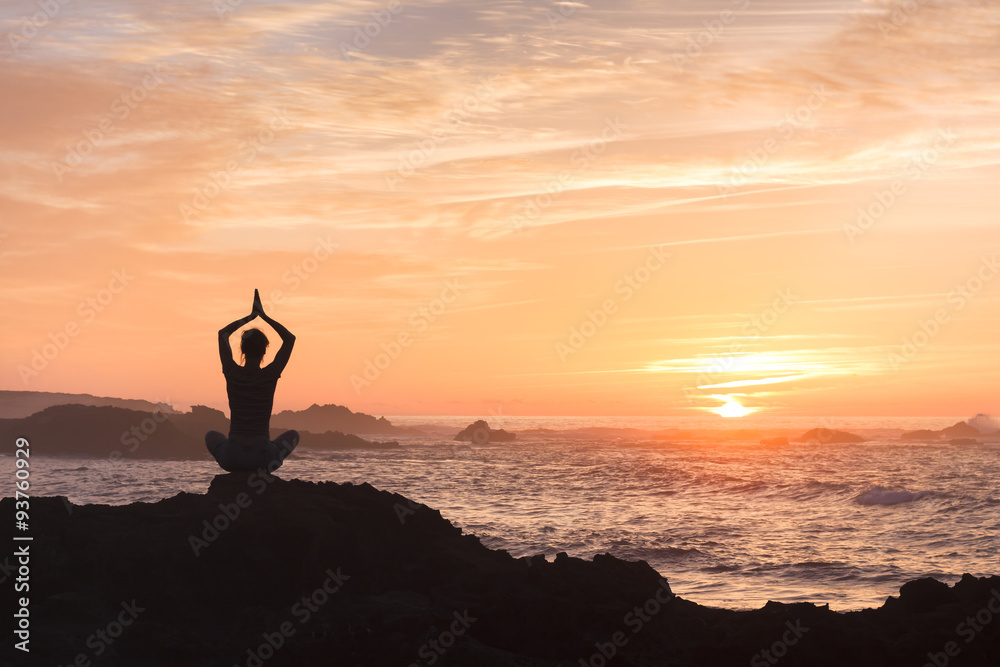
[[803, 479, 851, 490], [782, 480, 854, 502], [854, 483, 929, 506], [792, 561, 848, 569], [733, 481, 769, 494], [618, 546, 707, 563], [702, 564, 740, 572]]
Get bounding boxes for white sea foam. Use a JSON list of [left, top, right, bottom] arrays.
[[855, 483, 928, 506], [968, 413, 999, 434]]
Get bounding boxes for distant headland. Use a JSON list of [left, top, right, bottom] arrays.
[[0, 392, 410, 459]]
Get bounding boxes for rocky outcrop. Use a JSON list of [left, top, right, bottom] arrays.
[[454, 420, 516, 444], [272, 403, 415, 435], [940, 421, 981, 438], [902, 421, 982, 441], [0, 389, 178, 419], [0, 404, 397, 458], [0, 403, 203, 459], [294, 430, 399, 450], [9, 480, 1000, 666], [170, 404, 231, 439]]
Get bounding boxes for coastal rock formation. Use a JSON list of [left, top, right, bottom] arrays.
[[0, 404, 204, 459], [454, 420, 516, 444], [902, 421, 983, 441], [793, 428, 864, 444], [0, 389, 178, 419], [295, 430, 399, 450], [170, 404, 231, 439], [0, 404, 397, 459], [940, 421, 981, 438], [9, 480, 1000, 666], [271, 403, 415, 435]]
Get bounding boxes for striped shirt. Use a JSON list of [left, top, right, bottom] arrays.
[[224, 363, 283, 440]]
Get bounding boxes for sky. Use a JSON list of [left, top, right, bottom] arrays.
[[1, 0, 999, 418]]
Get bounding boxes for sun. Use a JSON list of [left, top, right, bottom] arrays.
[[710, 395, 756, 418]]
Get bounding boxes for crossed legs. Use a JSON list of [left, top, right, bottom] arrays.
[[205, 429, 299, 472]]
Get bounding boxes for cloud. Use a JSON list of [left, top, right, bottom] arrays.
[[3, 0, 1000, 414]]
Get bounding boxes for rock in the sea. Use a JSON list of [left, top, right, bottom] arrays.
[[271, 403, 416, 435], [793, 428, 864, 444], [949, 437, 980, 446], [10, 480, 1000, 666], [0, 404, 397, 459], [454, 419, 515, 444], [294, 429, 399, 450], [902, 421, 981, 441], [0, 403, 208, 459], [940, 421, 981, 438]]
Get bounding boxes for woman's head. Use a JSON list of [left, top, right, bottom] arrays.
[[240, 328, 269, 362]]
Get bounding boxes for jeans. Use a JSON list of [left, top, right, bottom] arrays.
[[205, 430, 299, 472]]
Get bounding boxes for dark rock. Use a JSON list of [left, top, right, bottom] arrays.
[[0, 404, 203, 459], [902, 421, 981, 441], [940, 421, 980, 438], [454, 420, 516, 444], [10, 482, 1000, 667], [0, 404, 399, 459], [170, 404, 230, 439], [0, 389, 178, 419], [290, 430, 399, 450], [271, 403, 417, 435], [897, 578, 958, 613]]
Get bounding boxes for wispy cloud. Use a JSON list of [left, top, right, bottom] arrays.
[[2, 0, 999, 414]]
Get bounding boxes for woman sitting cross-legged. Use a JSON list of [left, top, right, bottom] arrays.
[[206, 290, 299, 472]]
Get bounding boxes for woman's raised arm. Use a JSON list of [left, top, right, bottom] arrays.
[[218, 311, 256, 369]]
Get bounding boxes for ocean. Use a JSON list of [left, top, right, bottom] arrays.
[[8, 414, 999, 611]]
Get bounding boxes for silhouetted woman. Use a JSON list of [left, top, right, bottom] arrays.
[[206, 290, 299, 472]]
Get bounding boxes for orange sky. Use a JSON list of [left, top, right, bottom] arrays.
[[2, 0, 999, 417]]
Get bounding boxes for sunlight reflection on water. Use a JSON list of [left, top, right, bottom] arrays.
[[6, 426, 999, 611]]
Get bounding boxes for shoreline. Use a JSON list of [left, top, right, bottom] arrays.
[[6, 445, 995, 613], [7, 475, 1000, 666]]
